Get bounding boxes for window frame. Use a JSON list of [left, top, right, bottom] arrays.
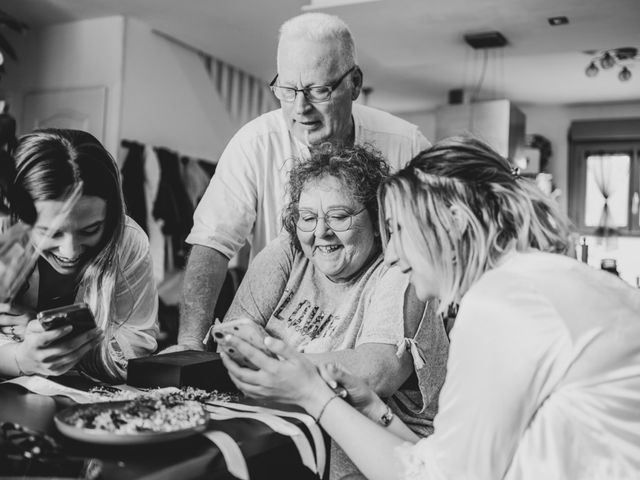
[[568, 118, 640, 237]]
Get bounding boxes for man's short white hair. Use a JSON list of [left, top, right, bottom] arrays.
[[278, 13, 357, 66]]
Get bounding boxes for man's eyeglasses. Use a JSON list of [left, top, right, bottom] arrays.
[[270, 66, 357, 104], [296, 207, 366, 232]]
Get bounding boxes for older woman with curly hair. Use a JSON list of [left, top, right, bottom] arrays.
[[218, 143, 448, 479]]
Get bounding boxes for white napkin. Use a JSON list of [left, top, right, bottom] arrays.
[[0, 375, 145, 403], [203, 430, 250, 480], [2, 375, 102, 403]]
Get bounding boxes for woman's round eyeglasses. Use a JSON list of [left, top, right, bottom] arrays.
[[296, 207, 366, 232]]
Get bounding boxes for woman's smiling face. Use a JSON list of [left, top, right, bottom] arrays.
[[296, 175, 377, 282], [33, 195, 107, 275], [383, 197, 440, 302]]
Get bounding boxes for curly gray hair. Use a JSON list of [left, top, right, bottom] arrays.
[[282, 143, 389, 252]]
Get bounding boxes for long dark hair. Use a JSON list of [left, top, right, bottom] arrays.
[[1, 149, 34, 222], [13, 129, 126, 327]]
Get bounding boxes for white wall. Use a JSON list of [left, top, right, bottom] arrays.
[[119, 18, 235, 163], [396, 110, 436, 142], [1, 17, 125, 156], [1, 16, 236, 164]]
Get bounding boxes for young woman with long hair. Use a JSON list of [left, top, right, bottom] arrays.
[[0, 129, 158, 382]]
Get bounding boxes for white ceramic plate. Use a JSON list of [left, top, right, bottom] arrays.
[[54, 401, 208, 445]]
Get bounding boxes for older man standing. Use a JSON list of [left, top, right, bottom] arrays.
[[172, 12, 430, 352]]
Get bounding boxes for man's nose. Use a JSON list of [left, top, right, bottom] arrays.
[[293, 90, 312, 114]]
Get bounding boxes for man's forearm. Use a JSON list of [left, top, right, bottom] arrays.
[[178, 245, 230, 349], [306, 344, 412, 398]]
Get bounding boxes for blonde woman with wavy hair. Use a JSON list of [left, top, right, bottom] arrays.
[[218, 136, 640, 480], [0, 129, 158, 382], [380, 136, 572, 314]]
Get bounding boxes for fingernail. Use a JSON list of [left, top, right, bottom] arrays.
[[330, 381, 338, 389]]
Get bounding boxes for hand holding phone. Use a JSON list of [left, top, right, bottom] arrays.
[[14, 305, 102, 376], [212, 318, 276, 369], [37, 303, 96, 339]]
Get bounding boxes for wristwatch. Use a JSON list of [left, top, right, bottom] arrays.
[[378, 405, 394, 427]]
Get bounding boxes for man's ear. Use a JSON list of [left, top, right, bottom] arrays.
[[449, 205, 469, 237], [351, 66, 363, 101]]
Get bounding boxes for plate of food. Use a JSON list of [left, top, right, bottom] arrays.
[[54, 392, 209, 444]]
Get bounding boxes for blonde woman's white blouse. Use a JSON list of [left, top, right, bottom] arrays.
[[396, 251, 640, 480]]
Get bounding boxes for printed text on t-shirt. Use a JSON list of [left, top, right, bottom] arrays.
[[273, 289, 338, 340]]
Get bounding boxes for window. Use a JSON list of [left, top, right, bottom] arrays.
[[569, 119, 640, 236]]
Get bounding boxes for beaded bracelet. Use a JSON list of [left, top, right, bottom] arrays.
[[315, 393, 340, 423]]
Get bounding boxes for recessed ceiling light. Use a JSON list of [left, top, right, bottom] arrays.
[[548, 16, 569, 26]]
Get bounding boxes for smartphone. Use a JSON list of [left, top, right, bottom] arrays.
[[212, 318, 276, 370], [37, 303, 96, 338]]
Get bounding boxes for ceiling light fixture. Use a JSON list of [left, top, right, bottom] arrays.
[[584, 47, 639, 82], [464, 31, 508, 49], [618, 67, 632, 82]]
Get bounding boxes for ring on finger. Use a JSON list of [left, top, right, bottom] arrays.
[[9, 325, 22, 342]]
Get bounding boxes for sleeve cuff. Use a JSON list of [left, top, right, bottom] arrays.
[[184, 233, 235, 260]]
